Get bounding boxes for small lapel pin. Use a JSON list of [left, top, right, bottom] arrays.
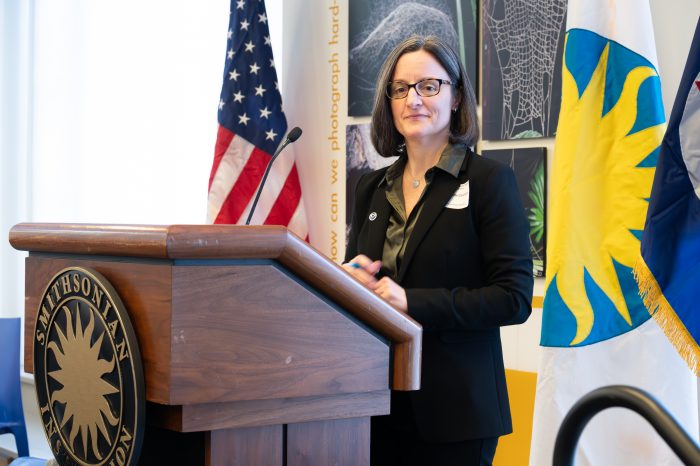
[[369, 212, 377, 221]]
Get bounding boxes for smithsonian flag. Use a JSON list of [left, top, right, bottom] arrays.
[[635, 18, 700, 377], [530, 1, 699, 465]]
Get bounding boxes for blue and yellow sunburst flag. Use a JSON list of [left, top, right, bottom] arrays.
[[635, 18, 700, 378], [530, 1, 700, 465]]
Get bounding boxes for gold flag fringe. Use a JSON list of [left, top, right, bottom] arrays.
[[634, 256, 700, 377]]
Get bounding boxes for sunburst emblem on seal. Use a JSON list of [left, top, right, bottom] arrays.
[[34, 267, 144, 466]]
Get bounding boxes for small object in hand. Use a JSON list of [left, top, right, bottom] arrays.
[[349, 262, 362, 269]]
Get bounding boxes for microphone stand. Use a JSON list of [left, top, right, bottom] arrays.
[[245, 127, 302, 225]]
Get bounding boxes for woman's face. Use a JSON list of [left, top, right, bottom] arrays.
[[390, 50, 456, 147]]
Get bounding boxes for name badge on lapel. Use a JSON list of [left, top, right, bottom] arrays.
[[445, 181, 469, 209]]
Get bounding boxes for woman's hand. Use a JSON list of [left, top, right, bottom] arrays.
[[342, 256, 407, 312], [374, 276, 408, 313], [342, 254, 382, 288]]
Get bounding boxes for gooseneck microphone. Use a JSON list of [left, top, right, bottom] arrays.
[[285, 126, 303, 144], [245, 127, 303, 225]]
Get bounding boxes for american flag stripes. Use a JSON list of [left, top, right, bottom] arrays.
[[207, 0, 307, 238]]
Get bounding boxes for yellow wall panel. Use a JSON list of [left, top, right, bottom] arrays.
[[493, 369, 538, 466]]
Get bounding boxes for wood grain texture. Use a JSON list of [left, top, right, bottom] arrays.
[[12, 224, 420, 466], [169, 264, 389, 404], [148, 391, 389, 432], [277, 233, 421, 391], [9, 223, 171, 257], [287, 417, 370, 466], [11, 223, 422, 390], [206, 426, 283, 466], [23, 254, 174, 403]]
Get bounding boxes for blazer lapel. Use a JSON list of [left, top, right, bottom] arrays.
[[363, 187, 392, 261], [397, 154, 471, 283]]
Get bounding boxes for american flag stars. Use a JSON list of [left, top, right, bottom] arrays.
[[208, 0, 307, 237], [217, 0, 287, 152]]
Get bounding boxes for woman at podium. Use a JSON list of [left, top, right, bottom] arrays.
[[344, 35, 534, 466]]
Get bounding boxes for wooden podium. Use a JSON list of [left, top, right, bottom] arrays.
[[10, 223, 421, 466]]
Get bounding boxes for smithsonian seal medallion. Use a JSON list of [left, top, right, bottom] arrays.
[[33, 267, 144, 466]]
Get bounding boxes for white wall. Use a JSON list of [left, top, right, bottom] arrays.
[[651, 2, 700, 117], [1, 0, 32, 336], [27, 1, 230, 225], [0, 0, 231, 458], [1, 0, 698, 459]]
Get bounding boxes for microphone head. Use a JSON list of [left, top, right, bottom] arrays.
[[287, 127, 302, 143]]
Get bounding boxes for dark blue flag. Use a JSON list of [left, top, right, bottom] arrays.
[[636, 18, 700, 376]]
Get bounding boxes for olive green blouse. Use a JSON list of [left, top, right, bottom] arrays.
[[379, 144, 466, 279]]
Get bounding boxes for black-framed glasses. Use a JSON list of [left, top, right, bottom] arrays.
[[386, 78, 453, 99]]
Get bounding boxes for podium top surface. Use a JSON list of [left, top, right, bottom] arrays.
[[10, 223, 310, 259], [10, 223, 422, 391]]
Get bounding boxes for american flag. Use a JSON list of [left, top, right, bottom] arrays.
[[207, 0, 307, 238]]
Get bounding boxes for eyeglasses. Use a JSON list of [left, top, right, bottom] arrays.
[[386, 78, 453, 99]]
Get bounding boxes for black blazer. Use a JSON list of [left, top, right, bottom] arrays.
[[345, 148, 533, 442]]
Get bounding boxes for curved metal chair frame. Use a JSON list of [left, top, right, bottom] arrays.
[[554, 385, 700, 466]]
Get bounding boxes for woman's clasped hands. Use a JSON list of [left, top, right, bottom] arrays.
[[342, 255, 408, 312]]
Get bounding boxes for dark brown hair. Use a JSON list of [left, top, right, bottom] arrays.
[[370, 35, 479, 157]]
